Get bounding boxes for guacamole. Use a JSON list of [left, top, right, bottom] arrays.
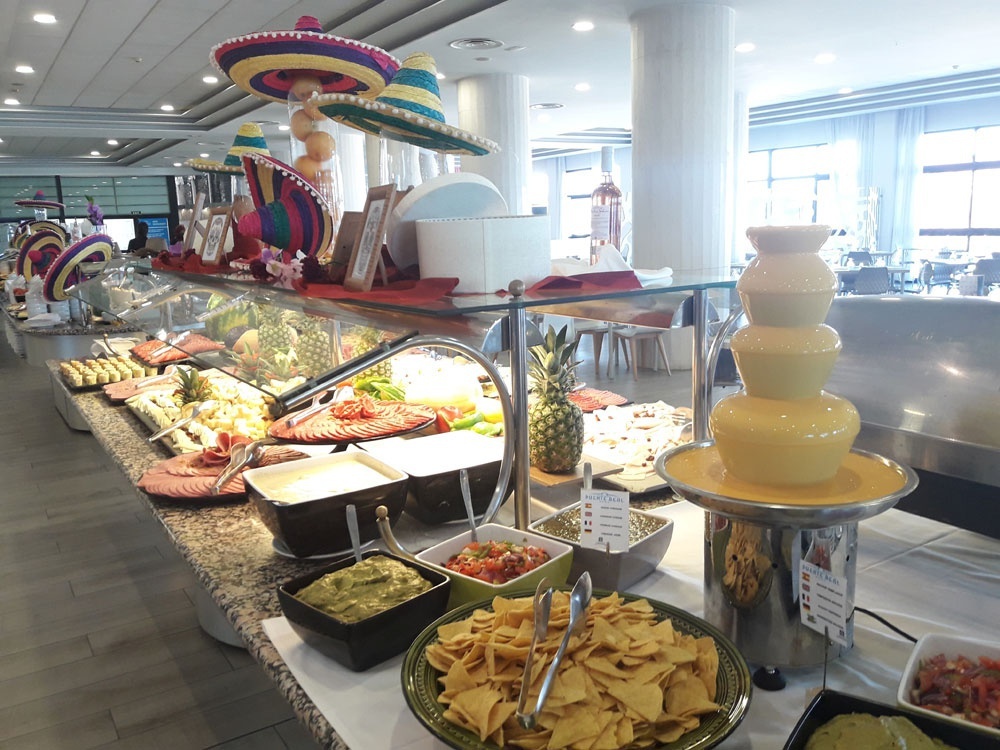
[[294, 555, 431, 623], [805, 713, 956, 750]]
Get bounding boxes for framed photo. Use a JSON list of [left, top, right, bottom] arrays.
[[344, 184, 396, 292], [199, 206, 231, 265]]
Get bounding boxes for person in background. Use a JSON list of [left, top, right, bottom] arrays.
[[127, 221, 149, 253], [169, 224, 186, 256]]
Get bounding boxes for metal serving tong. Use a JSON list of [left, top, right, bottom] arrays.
[[516, 571, 593, 729], [284, 387, 343, 429], [209, 438, 274, 495], [147, 400, 216, 443], [149, 329, 192, 360]]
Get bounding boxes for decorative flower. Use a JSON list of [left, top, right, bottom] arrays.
[[251, 248, 303, 288], [84, 194, 104, 226]]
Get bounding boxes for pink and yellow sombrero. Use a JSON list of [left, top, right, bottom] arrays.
[[210, 15, 399, 104], [43, 234, 113, 302], [237, 153, 334, 259], [312, 52, 500, 156], [187, 122, 271, 174], [16, 229, 65, 280], [14, 190, 65, 212]]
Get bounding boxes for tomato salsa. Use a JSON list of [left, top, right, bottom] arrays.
[[444, 540, 550, 584], [910, 652, 1000, 729]]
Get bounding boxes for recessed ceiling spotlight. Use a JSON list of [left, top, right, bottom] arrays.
[[436, 72, 446, 80], [449, 38, 503, 51], [107, 139, 118, 145], [474, 56, 491, 62], [574, 82, 591, 93], [90, 151, 100, 156], [572, 21, 594, 32], [735, 42, 756, 53], [160, 104, 175, 112], [814, 52, 836, 64], [172, 162, 182, 167], [838, 87, 853, 95], [15, 64, 34, 74], [202, 75, 218, 84], [530, 102, 564, 110], [33, 13, 56, 24], [3, 98, 19, 106], [199, 153, 209, 158], [505, 45, 526, 53], [277, 124, 290, 131], [0, 137, 4, 143]]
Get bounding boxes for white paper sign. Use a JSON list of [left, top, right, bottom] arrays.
[[799, 560, 850, 646], [579, 489, 630, 553]]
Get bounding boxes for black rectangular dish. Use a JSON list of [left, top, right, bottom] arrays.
[[277, 550, 450, 672], [783, 689, 998, 749]]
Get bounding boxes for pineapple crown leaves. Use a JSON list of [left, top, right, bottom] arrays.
[[528, 325, 581, 397]]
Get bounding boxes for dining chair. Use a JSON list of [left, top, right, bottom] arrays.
[[844, 251, 875, 266], [971, 258, 1000, 292], [919, 261, 959, 293], [609, 325, 671, 380], [572, 320, 611, 378], [852, 266, 891, 295]]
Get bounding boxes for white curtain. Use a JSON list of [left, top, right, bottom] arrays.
[[889, 107, 926, 255], [828, 114, 876, 233]]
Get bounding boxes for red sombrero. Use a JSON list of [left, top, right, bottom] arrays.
[[16, 229, 65, 280], [14, 190, 65, 211], [237, 153, 334, 259], [43, 234, 113, 302], [210, 15, 399, 104]]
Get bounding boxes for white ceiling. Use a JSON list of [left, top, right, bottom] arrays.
[[1, 0, 999, 172]]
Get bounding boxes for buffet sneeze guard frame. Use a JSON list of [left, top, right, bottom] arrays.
[[69, 265, 737, 530]]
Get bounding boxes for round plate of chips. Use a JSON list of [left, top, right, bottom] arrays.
[[401, 589, 752, 750]]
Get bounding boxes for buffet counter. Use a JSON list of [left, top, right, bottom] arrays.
[[66, 379, 1000, 749]]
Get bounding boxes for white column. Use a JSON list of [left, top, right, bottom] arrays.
[[630, 3, 735, 275], [730, 89, 750, 263], [457, 73, 530, 215]]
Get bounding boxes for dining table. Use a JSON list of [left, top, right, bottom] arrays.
[[830, 264, 910, 293]]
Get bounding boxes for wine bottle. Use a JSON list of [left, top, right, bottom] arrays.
[[589, 146, 622, 265]]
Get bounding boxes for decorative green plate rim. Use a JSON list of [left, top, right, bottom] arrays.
[[400, 588, 753, 750]]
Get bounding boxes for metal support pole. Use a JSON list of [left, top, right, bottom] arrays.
[[507, 280, 532, 530], [691, 289, 710, 441]]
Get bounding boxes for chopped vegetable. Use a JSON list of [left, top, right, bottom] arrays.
[[434, 405, 465, 433], [910, 652, 1000, 729], [470, 421, 503, 437], [449, 411, 485, 431], [444, 540, 550, 584]]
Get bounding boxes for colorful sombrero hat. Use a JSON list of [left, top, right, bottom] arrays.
[[311, 53, 500, 156], [14, 190, 65, 211], [43, 234, 113, 302], [237, 153, 334, 258], [16, 229, 65, 280], [211, 15, 399, 104], [187, 122, 271, 174]]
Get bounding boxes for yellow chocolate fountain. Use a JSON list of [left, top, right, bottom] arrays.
[[656, 224, 918, 675]]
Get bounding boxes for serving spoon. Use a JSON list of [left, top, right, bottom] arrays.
[[459, 468, 478, 543], [345, 503, 363, 563]]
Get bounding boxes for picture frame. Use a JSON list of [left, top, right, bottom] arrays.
[[199, 206, 232, 265], [183, 191, 207, 251], [322, 210, 363, 267], [344, 184, 396, 292]]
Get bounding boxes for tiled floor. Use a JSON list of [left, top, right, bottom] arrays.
[[0, 326, 703, 750]]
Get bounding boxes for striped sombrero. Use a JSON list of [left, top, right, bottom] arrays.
[[187, 122, 271, 174], [210, 15, 399, 104], [16, 229, 65, 280], [42, 234, 113, 302], [311, 52, 499, 156], [237, 153, 334, 259], [14, 190, 65, 211]]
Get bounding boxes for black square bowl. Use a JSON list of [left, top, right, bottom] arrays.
[[783, 689, 998, 749], [277, 550, 451, 672]]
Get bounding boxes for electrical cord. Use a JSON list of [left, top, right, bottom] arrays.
[[854, 606, 917, 643]]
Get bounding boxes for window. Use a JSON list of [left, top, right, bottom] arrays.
[[745, 144, 833, 226], [562, 167, 597, 239], [915, 126, 1000, 255]]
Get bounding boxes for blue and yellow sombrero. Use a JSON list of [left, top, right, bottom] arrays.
[[187, 122, 271, 174], [16, 229, 65, 280], [311, 52, 500, 156], [43, 234, 113, 302]]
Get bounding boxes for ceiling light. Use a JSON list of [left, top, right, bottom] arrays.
[[160, 104, 175, 112], [199, 153, 209, 158], [572, 21, 594, 32], [436, 72, 446, 80], [574, 82, 591, 92], [90, 151, 100, 156], [277, 124, 290, 131], [107, 139, 118, 145], [33, 13, 56, 24], [3, 98, 19, 106], [0, 137, 4, 143], [15, 64, 34, 74], [838, 87, 853, 95], [202, 75, 218, 84], [814, 52, 836, 64], [172, 162, 182, 167], [449, 38, 502, 51], [530, 102, 564, 110], [735, 42, 756, 53]]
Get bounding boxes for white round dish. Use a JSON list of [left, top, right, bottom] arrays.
[[386, 173, 507, 271]]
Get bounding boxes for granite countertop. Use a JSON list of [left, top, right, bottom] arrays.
[[64, 370, 676, 749], [4, 298, 141, 337]]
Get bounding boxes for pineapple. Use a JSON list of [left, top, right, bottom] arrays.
[[296, 316, 333, 378], [257, 306, 296, 360], [527, 325, 584, 473], [349, 325, 392, 382], [172, 367, 213, 406]]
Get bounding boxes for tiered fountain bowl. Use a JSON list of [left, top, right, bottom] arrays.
[[656, 225, 917, 669]]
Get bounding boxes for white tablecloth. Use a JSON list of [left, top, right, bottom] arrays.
[[263, 501, 1000, 748]]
